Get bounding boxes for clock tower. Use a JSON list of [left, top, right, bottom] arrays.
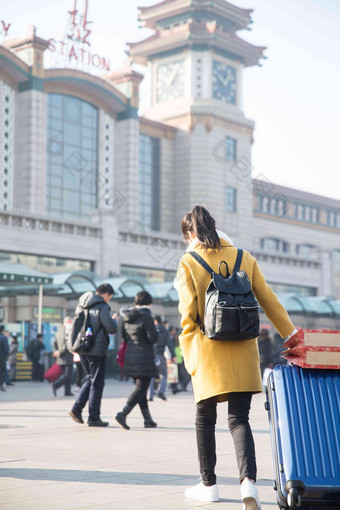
[[128, 0, 265, 244]]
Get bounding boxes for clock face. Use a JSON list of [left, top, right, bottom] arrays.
[[212, 61, 236, 104], [157, 60, 185, 102]]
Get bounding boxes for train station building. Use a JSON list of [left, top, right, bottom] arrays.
[[1, 0, 340, 345]]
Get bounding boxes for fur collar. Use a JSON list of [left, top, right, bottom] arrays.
[[174, 230, 233, 290], [185, 230, 234, 252]]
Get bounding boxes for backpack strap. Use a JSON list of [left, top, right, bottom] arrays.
[[188, 252, 214, 275], [189, 250, 243, 274], [82, 301, 106, 336], [233, 249, 243, 273]]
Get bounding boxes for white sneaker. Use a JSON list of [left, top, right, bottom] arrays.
[[185, 481, 220, 502], [241, 479, 262, 510]]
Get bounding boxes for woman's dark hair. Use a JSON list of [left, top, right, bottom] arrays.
[[181, 205, 220, 251], [96, 283, 114, 296], [134, 290, 153, 306]]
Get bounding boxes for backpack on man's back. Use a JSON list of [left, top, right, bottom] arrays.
[[67, 302, 104, 353]]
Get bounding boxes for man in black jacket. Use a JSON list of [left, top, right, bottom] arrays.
[[69, 284, 116, 427]]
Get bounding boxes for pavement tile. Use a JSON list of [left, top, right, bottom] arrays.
[[0, 379, 279, 509]]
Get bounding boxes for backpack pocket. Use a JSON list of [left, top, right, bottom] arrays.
[[215, 304, 239, 336], [239, 305, 260, 335], [215, 303, 259, 340]]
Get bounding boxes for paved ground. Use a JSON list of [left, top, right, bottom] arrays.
[[0, 379, 279, 510]]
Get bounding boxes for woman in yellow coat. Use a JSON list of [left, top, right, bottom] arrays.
[[175, 206, 298, 509]]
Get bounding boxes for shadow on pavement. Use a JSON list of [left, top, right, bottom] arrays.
[[0, 468, 230, 485], [0, 468, 275, 488]]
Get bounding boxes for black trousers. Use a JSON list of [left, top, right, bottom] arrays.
[[32, 361, 44, 381], [0, 360, 6, 386], [72, 355, 106, 422], [196, 392, 257, 486], [126, 377, 151, 412]]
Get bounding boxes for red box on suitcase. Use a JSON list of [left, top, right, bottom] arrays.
[[282, 329, 340, 369], [44, 362, 62, 382]]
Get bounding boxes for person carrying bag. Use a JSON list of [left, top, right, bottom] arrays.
[[175, 205, 299, 509]]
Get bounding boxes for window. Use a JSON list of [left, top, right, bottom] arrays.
[[327, 210, 340, 228], [294, 203, 320, 224], [121, 265, 173, 283], [277, 198, 287, 217], [258, 195, 287, 217], [226, 137, 236, 161], [46, 94, 98, 219], [268, 282, 316, 297], [0, 251, 92, 274], [261, 238, 289, 253], [139, 134, 160, 230], [296, 244, 316, 258], [226, 187, 237, 212]]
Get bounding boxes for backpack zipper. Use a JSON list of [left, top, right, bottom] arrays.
[[218, 303, 258, 309]]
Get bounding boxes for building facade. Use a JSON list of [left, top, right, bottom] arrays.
[[1, 0, 340, 329]]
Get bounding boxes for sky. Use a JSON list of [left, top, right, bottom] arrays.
[[1, 0, 340, 200]]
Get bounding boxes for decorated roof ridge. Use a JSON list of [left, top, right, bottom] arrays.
[[45, 68, 129, 105], [128, 18, 263, 48], [128, 20, 265, 66], [139, 116, 177, 131], [127, 32, 161, 50], [3, 25, 50, 53], [102, 59, 144, 84], [138, 0, 253, 30]]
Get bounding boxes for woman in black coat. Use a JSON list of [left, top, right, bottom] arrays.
[[115, 291, 159, 429]]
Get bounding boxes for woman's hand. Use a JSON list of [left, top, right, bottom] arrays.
[[283, 329, 303, 349]]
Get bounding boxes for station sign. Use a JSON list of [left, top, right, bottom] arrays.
[[48, 0, 111, 72]]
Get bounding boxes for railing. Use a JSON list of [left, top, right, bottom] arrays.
[[0, 211, 102, 238], [252, 250, 321, 269], [118, 229, 185, 251]]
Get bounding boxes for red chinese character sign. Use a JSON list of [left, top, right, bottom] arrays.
[[47, 0, 110, 73]]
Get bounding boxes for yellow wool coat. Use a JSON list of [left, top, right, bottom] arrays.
[[176, 239, 295, 403]]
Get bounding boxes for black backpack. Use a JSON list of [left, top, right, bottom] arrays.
[[189, 248, 260, 341], [67, 302, 104, 353]]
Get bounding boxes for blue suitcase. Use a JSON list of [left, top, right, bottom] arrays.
[[265, 365, 340, 509]]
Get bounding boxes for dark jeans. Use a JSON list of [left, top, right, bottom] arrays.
[[72, 355, 106, 422], [127, 377, 151, 412], [54, 365, 73, 394], [196, 392, 256, 486], [32, 361, 44, 381], [75, 362, 84, 387]]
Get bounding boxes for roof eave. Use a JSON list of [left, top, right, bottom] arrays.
[[138, 0, 253, 31]]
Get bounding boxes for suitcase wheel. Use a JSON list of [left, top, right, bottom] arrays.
[[287, 488, 302, 508]]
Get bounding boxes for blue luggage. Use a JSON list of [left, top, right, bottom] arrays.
[[265, 365, 340, 509]]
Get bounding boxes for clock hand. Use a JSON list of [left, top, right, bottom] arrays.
[[222, 73, 231, 88], [169, 63, 179, 85]]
